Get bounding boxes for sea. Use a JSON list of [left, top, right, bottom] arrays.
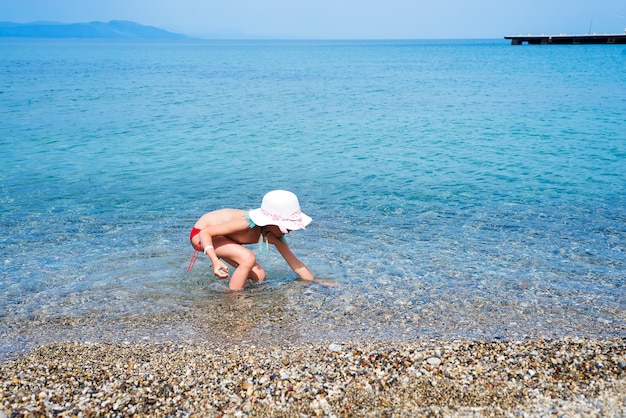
[[1, 39, 625, 361]]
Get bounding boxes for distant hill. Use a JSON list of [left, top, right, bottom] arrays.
[[0, 20, 189, 39]]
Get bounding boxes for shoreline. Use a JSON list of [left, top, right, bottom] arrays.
[[2, 338, 624, 416]]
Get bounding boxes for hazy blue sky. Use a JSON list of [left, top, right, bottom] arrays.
[[1, 0, 625, 39]]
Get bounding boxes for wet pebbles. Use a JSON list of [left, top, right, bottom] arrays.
[[1, 338, 625, 416]]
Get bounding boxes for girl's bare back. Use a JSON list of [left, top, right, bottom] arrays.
[[194, 208, 245, 229]]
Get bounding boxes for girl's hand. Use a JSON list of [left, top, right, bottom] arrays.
[[213, 262, 230, 279], [313, 278, 338, 288]]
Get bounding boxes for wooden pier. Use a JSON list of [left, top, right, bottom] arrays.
[[505, 33, 626, 45]]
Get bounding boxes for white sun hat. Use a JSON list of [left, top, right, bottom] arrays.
[[248, 190, 312, 233]]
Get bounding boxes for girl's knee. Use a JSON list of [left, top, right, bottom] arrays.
[[238, 249, 257, 269]]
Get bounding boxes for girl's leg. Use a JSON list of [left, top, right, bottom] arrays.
[[214, 237, 265, 290], [221, 256, 266, 282]]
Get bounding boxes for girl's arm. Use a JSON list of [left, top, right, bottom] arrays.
[[270, 235, 337, 288]]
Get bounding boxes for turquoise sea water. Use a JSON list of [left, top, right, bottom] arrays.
[[1, 39, 625, 360]]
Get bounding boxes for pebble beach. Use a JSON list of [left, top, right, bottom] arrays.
[[2, 338, 625, 417]]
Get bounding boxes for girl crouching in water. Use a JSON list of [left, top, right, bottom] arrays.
[[188, 190, 334, 290]]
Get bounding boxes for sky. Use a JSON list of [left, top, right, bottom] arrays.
[[1, 0, 625, 39]]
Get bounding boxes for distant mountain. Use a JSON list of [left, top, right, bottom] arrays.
[[0, 20, 189, 39]]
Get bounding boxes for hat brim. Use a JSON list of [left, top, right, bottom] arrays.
[[248, 209, 312, 231]]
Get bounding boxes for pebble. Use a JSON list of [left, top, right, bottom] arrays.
[[1, 338, 625, 417], [426, 356, 442, 366], [328, 343, 342, 352]]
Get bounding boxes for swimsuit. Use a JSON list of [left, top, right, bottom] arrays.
[[189, 227, 202, 247], [245, 213, 283, 253], [187, 227, 203, 272], [243, 213, 256, 228]]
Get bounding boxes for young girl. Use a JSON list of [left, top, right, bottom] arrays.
[[188, 190, 334, 290]]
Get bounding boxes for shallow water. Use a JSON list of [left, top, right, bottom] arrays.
[[1, 39, 625, 360]]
